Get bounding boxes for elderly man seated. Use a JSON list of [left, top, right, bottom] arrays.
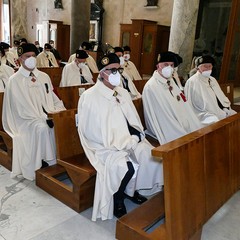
[[77, 53, 163, 220], [60, 50, 94, 87], [142, 51, 202, 144], [184, 55, 236, 125]]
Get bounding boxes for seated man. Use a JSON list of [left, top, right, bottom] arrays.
[[3, 43, 66, 180], [36, 43, 59, 67], [142, 51, 202, 144], [0, 42, 17, 68], [0, 60, 15, 92], [68, 41, 99, 73], [184, 55, 236, 125], [114, 47, 141, 99], [60, 50, 94, 87], [123, 46, 142, 80], [78, 53, 163, 221]]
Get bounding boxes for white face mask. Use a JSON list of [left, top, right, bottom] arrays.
[[161, 66, 174, 79], [123, 54, 130, 61], [107, 71, 121, 86], [36, 45, 40, 48], [50, 43, 54, 48], [24, 57, 36, 69], [78, 62, 85, 68], [119, 56, 125, 66], [201, 70, 212, 78]]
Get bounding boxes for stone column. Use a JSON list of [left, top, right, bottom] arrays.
[[168, 0, 200, 79], [71, 0, 91, 54]]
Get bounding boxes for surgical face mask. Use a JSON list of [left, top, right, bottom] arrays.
[[78, 62, 85, 68], [201, 70, 212, 78], [36, 45, 40, 48], [50, 44, 54, 48], [24, 56, 36, 69], [161, 66, 174, 79], [123, 54, 130, 61], [104, 71, 121, 86], [119, 56, 125, 66]]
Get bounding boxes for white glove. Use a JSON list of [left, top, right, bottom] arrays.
[[126, 135, 139, 150]]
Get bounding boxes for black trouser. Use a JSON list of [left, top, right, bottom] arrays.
[[114, 161, 135, 204]]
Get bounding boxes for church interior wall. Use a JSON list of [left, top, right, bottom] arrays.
[[12, 0, 173, 48]]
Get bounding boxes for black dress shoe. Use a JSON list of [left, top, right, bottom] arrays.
[[114, 201, 127, 218], [41, 160, 49, 169], [125, 191, 148, 205]]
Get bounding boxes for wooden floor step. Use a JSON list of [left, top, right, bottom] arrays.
[[116, 191, 165, 240]]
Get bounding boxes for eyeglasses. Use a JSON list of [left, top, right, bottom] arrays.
[[105, 68, 124, 74]]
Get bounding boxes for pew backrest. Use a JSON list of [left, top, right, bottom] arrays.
[[39, 67, 63, 87]]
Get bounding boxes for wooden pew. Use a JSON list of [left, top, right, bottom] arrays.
[[0, 92, 12, 171], [116, 113, 240, 240], [36, 109, 96, 212], [55, 84, 94, 109], [39, 67, 63, 87]]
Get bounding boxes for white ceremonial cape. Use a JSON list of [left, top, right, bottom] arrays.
[[78, 80, 163, 221], [68, 53, 99, 73], [3, 66, 66, 180], [36, 51, 58, 68], [184, 71, 236, 124], [60, 61, 94, 87], [123, 60, 142, 80], [0, 52, 17, 68], [120, 71, 141, 99], [0, 64, 14, 92], [142, 71, 202, 144]]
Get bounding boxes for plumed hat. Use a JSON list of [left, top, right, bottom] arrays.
[[123, 46, 131, 52], [81, 42, 92, 51], [97, 53, 120, 71], [76, 50, 89, 59], [157, 51, 178, 67], [196, 55, 215, 67], [114, 47, 124, 53], [17, 43, 38, 57]]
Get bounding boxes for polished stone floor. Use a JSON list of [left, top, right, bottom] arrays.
[[0, 165, 240, 240]]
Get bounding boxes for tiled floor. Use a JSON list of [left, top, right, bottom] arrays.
[[0, 165, 240, 240]]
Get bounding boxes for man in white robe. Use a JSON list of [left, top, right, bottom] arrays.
[[114, 47, 141, 99], [142, 51, 202, 144], [2, 43, 66, 180], [60, 50, 94, 87], [36, 43, 59, 68], [0, 42, 18, 68], [185, 55, 236, 125], [68, 42, 99, 73], [123, 46, 142, 81], [0, 63, 15, 92], [78, 53, 163, 221]]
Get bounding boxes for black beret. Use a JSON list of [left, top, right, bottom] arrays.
[[196, 55, 215, 67], [0, 42, 10, 49], [81, 42, 92, 51], [17, 43, 38, 57], [158, 51, 178, 67], [114, 47, 124, 53], [19, 38, 28, 44], [76, 50, 89, 59], [44, 43, 52, 50], [123, 46, 131, 52], [97, 53, 120, 71]]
